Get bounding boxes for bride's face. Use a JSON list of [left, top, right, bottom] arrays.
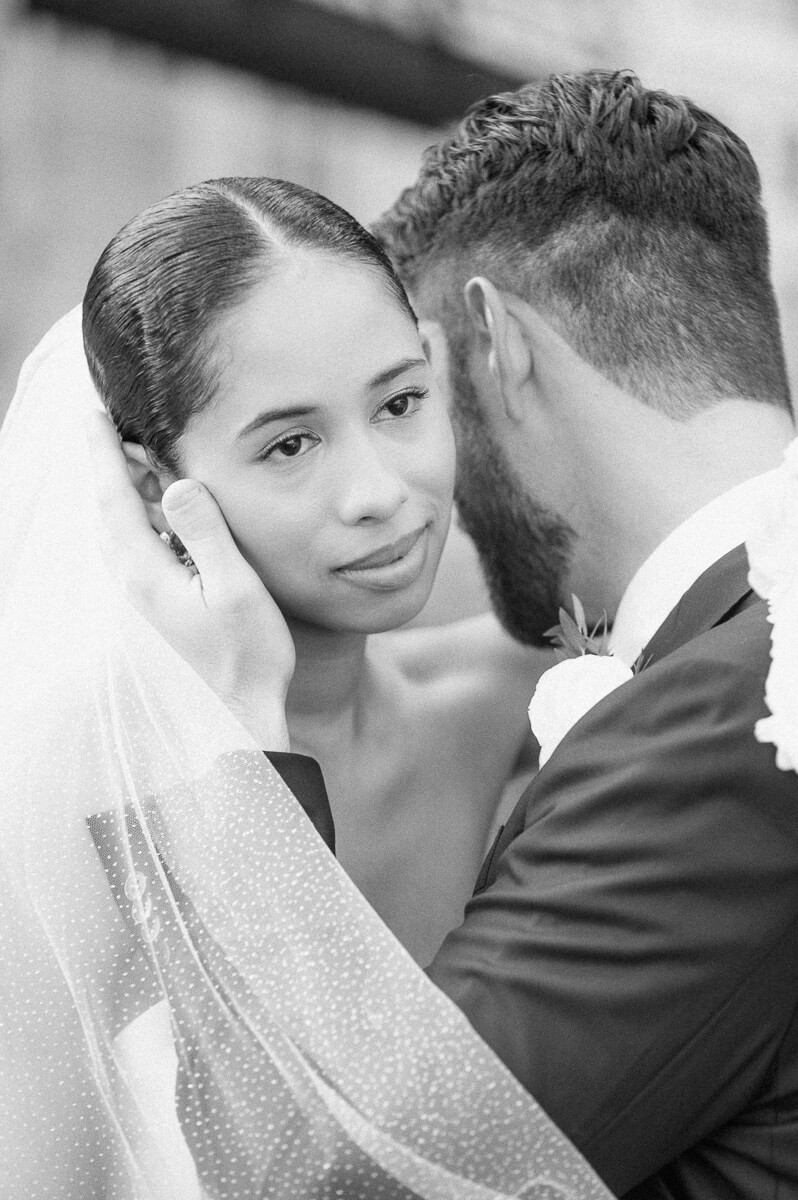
[[172, 251, 456, 633]]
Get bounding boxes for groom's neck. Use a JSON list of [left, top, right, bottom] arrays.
[[566, 397, 795, 625]]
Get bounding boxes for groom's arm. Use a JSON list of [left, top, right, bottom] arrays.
[[426, 644, 798, 1195]]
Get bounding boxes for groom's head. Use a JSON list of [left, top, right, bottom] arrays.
[[374, 69, 792, 644]]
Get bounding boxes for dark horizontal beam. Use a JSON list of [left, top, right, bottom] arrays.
[[27, 0, 529, 126]]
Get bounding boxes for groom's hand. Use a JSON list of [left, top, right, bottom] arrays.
[[86, 412, 294, 749]]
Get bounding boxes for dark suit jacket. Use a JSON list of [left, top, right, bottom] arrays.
[[292, 544, 798, 1198], [425, 545, 798, 1199]]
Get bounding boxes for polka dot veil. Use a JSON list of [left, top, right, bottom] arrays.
[[0, 309, 614, 1199]]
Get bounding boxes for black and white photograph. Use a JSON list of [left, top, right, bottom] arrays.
[[1, 2, 798, 1197]]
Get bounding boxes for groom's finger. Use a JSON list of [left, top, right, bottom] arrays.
[[85, 410, 178, 593], [162, 479, 256, 606]]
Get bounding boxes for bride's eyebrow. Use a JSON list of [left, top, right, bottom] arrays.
[[237, 405, 318, 440], [369, 357, 427, 390]]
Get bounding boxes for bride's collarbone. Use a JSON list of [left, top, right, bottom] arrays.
[[288, 632, 520, 815]]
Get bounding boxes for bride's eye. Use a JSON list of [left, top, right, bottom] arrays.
[[375, 386, 429, 421], [258, 431, 318, 462]]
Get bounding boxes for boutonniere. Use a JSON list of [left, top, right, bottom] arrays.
[[528, 596, 635, 767]]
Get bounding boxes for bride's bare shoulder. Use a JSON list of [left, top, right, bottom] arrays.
[[369, 614, 552, 765], [375, 612, 548, 685]]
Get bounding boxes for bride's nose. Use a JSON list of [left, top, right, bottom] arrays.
[[335, 440, 411, 524]]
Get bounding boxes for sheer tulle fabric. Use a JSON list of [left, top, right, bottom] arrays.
[[0, 308, 613, 1199]]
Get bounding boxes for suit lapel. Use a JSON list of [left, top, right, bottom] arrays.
[[472, 544, 759, 897], [638, 542, 756, 667]]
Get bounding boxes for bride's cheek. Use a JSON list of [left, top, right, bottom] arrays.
[[425, 410, 456, 493], [425, 441, 457, 505]]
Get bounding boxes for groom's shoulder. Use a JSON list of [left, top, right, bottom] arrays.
[[634, 594, 772, 722], [532, 595, 798, 831]]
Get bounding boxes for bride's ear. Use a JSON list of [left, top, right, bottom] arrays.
[[121, 441, 172, 534]]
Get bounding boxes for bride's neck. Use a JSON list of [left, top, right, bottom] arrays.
[[285, 621, 370, 751]]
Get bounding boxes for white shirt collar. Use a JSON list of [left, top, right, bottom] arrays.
[[609, 470, 779, 667]]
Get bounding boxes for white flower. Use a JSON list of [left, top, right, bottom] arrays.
[[746, 437, 798, 774], [528, 654, 634, 767]]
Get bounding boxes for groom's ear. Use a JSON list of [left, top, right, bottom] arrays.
[[464, 277, 532, 422], [121, 441, 173, 534]]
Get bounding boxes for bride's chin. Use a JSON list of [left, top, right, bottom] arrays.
[[367, 600, 436, 638], [278, 588, 433, 639], [305, 582, 438, 637], [362, 599, 432, 635]]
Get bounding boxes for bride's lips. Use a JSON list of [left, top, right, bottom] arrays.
[[335, 524, 431, 591]]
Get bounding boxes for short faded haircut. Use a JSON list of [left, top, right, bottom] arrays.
[[374, 69, 791, 417]]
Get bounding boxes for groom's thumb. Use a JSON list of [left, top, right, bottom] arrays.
[[162, 479, 242, 598]]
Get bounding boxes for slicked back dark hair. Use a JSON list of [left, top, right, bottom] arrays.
[[84, 176, 416, 472], [374, 70, 791, 416]]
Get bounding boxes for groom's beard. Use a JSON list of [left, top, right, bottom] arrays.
[[452, 398, 575, 648]]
